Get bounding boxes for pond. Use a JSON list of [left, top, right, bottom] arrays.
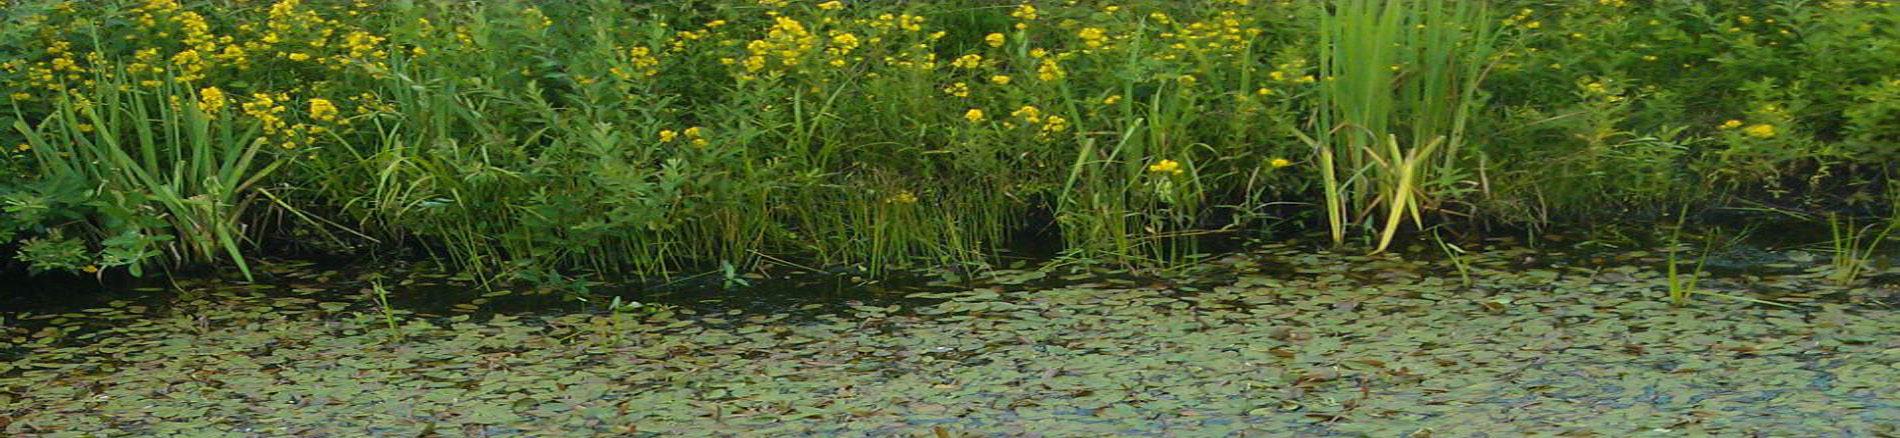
[[2, 232, 1898, 437]]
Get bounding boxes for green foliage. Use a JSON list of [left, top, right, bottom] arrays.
[[0, 0, 1895, 282], [1304, 0, 1494, 251]]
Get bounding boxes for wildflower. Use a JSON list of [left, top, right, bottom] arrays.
[[1078, 27, 1107, 47], [990, 75, 1012, 85], [943, 82, 970, 97], [964, 108, 985, 122], [1719, 120, 1743, 129], [659, 129, 678, 142], [985, 33, 1006, 48], [831, 33, 861, 49], [952, 54, 983, 69], [1148, 159, 1184, 175], [12, 92, 31, 101], [308, 98, 337, 121], [1011, 4, 1038, 21], [287, 52, 311, 61], [1270, 158, 1293, 168], [1042, 115, 1068, 133], [1012, 105, 1042, 123], [199, 86, 227, 113], [817, 1, 843, 10], [1742, 124, 1776, 139], [685, 126, 702, 138], [82, 265, 99, 273], [14, 143, 28, 152], [887, 191, 918, 204], [1036, 60, 1064, 81], [1103, 95, 1122, 105]]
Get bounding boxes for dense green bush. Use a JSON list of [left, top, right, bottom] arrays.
[[1, 0, 1894, 281]]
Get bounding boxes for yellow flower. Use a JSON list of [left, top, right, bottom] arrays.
[[989, 75, 1012, 85], [659, 129, 678, 142], [77, 123, 94, 133], [9, 92, 28, 101], [1270, 158, 1293, 168], [1036, 60, 1064, 81], [1078, 27, 1107, 47], [1011, 4, 1038, 21], [1042, 115, 1068, 133], [199, 86, 227, 113], [308, 98, 337, 121], [985, 33, 1006, 48], [952, 54, 983, 69], [1102, 95, 1122, 105], [942, 82, 970, 97], [82, 265, 99, 273], [817, 0, 843, 10], [1742, 124, 1776, 139], [685, 126, 703, 138], [886, 191, 918, 204], [287, 52, 311, 61], [964, 108, 985, 122], [1011, 105, 1042, 123], [1148, 159, 1183, 175], [14, 143, 29, 152], [1719, 119, 1743, 129]]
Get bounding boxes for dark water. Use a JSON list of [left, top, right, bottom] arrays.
[[2, 218, 1895, 321]]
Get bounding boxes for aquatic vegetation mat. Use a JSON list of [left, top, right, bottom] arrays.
[[3, 245, 1899, 437]]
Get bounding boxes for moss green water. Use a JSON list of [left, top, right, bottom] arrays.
[[4, 243, 1898, 437]]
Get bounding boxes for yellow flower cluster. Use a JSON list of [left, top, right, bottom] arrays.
[[738, 16, 819, 78], [1010, 4, 1039, 30], [611, 46, 663, 80], [241, 93, 292, 147], [308, 98, 338, 122], [951, 54, 983, 69], [1006, 105, 1068, 137], [885, 190, 919, 204], [1154, 10, 1266, 61], [1037, 59, 1066, 82], [658, 127, 710, 146], [1149, 159, 1184, 175], [1744, 124, 1777, 138], [942, 82, 970, 98], [198, 86, 227, 114], [1720, 119, 1778, 139]]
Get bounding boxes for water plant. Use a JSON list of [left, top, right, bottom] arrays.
[[1826, 212, 1898, 287], [370, 280, 400, 340], [1303, 0, 1495, 253]]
